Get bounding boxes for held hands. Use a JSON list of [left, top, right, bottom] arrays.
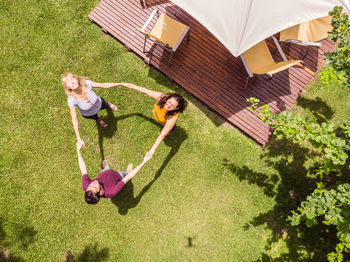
[[143, 152, 152, 163], [76, 140, 84, 151], [112, 83, 129, 88], [77, 138, 85, 148], [119, 83, 135, 89], [145, 149, 155, 161]]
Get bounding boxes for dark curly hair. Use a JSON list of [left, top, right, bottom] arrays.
[[85, 191, 100, 205], [157, 93, 187, 119]]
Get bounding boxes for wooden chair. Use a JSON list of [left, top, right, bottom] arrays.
[[240, 36, 302, 88], [136, 9, 190, 64]]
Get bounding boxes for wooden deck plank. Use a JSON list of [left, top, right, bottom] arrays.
[[88, 0, 333, 145], [89, 3, 272, 141], [95, 1, 309, 114]]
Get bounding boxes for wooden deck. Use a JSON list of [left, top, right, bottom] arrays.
[[88, 0, 334, 145]]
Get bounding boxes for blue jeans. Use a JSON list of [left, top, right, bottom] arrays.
[[101, 167, 128, 179]]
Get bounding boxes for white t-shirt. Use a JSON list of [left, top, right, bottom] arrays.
[[67, 80, 102, 117]]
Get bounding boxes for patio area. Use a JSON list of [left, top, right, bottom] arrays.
[[88, 0, 334, 144]]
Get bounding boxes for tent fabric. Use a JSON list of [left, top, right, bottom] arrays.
[[171, 0, 350, 57]]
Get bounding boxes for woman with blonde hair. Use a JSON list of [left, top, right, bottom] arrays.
[[62, 73, 122, 147], [121, 83, 187, 159]]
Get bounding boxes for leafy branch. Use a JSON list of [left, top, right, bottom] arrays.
[[247, 97, 349, 178], [288, 183, 350, 262], [247, 97, 350, 261], [320, 6, 350, 87]]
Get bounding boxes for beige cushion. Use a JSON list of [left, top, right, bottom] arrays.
[[243, 40, 301, 75], [279, 14, 349, 43], [149, 14, 188, 48]]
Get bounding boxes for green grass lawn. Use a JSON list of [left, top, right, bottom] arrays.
[[1, 1, 349, 261]]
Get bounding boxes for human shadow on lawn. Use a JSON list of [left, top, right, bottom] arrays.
[[224, 137, 338, 261], [96, 109, 118, 163], [97, 112, 162, 162], [111, 115, 188, 215]]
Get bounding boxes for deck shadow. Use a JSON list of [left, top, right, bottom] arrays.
[[281, 43, 321, 72]]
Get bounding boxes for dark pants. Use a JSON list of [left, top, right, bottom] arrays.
[[83, 97, 110, 121]]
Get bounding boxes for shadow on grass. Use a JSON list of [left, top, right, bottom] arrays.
[[296, 96, 334, 123], [13, 223, 37, 251], [185, 236, 196, 248], [0, 216, 36, 262], [224, 137, 338, 261], [223, 161, 279, 198], [97, 111, 188, 213], [63, 243, 109, 262], [111, 116, 188, 215], [0, 217, 23, 262], [0, 217, 6, 249], [96, 109, 118, 163], [97, 112, 163, 163]]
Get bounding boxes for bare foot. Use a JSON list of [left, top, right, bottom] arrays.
[[97, 118, 107, 128], [109, 103, 118, 111], [102, 159, 109, 169], [126, 163, 133, 173]]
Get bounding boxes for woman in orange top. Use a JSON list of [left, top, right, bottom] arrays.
[[123, 83, 187, 159]]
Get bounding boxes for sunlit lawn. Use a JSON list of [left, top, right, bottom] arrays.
[[0, 1, 349, 261]]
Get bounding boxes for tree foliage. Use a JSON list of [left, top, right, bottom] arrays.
[[320, 6, 350, 88], [246, 6, 350, 261], [248, 97, 349, 179], [248, 97, 350, 261], [289, 183, 350, 262]]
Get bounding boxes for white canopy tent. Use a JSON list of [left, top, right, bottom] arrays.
[[171, 0, 350, 57]]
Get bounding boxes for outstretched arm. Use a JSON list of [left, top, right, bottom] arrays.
[[76, 141, 87, 175], [91, 81, 125, 89], [146, 115, 178, 158], [121, 83, 163, 100], [122, 153, 152, 184], [69, 106, 85, 147]]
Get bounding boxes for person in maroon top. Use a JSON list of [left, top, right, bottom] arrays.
[[76, 142, 151, 204]]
